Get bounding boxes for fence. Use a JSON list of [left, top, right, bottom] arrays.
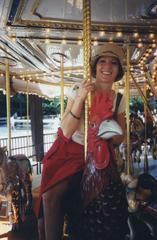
[[0, 133, 56, 173]]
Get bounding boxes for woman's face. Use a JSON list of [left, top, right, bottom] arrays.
[[95, 56, 119, 85]]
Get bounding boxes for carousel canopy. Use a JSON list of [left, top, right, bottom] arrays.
[[0, 0, 157, 98]]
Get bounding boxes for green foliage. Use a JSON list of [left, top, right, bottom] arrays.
[[0, 91, 27, 117], [1, 90, 156, 118], [130, 95, 157, 113], [11, 93, 27, 117], [42, 96, 67, 115], [0, 91, 6, 117], [0, 92, 68, 117], [130, 96, 144, 113]]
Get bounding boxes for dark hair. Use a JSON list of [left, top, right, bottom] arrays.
[[91, 56, 124, 81]]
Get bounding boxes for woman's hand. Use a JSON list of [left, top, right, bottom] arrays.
[[77, 80, 95, 101]]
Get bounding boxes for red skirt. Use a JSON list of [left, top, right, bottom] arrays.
[[36, 127, 85, 217]]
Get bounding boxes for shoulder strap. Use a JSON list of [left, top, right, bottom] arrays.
[[113, 92, 123, 119]]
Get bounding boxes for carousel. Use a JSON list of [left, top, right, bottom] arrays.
[[0, 0, 157, 239]]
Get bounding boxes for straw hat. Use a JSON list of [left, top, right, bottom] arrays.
[[91, 43, 125, 81]]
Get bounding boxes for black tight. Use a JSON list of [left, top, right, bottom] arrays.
[[38, 171, 82, 240]]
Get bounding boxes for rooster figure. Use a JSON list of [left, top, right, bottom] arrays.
[[82, 92, 122, 204]]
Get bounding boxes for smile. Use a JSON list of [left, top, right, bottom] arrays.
[[102, 71, 112, 75]]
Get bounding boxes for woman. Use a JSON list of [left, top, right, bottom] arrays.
[[37, 43, 127, 240]]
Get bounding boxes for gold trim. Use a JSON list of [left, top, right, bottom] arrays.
[[5, 34, 156, 47], [13, 0, 27, 25], [60, 56, 64, 119], [83, 0, 92, 159], [12, 75, 72, 87], [15, 18, 82, 29], [130, 72, 155, 123], [145, 70, 157, 99], [125, 44, 131, 175], [5, 59, 11, 154], [31, 0, 40, 15], [11, 17, 157, 33]]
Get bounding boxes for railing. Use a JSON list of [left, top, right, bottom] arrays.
[[0, 117, 7, 125], [0, 133, 55, 156], [0, 133, 56, 173]]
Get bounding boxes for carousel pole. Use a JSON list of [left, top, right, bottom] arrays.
[[5, 58, 11, 155], [125, 44, 132, 175], [83, 0, 92, 159], [26, 79, 30, 157], [143, 83, 149, 173], [60, 55, 64, 120], [130, 72, 155, 123], [51, 52, 67, 120], [144, 69, 157, 99]]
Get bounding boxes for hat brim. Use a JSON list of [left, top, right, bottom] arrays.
[[92, 43, 125, 66]]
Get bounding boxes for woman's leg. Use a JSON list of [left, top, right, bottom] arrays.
[[42, 181, 68, 240], [41, 171, 82, 240], [38, 217, 45, 240]]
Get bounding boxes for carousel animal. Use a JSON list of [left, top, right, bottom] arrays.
[[130, 113, 157, 161], [130, 132, 143, 164], [130, 114, 145, 163], [149, 127, 157, 160], [0, 146, 33, 231], [121, 172, 157, 240], [130, 114, 145, 137]]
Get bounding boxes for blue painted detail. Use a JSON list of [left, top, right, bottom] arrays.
[[8, 0, 20, 23]]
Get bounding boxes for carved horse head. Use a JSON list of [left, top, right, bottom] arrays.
[[0, 146, 7, 166]]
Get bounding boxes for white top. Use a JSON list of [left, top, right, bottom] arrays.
[[67, 83, 125, 145]]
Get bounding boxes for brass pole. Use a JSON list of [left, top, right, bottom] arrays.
[[5, 59, 11, 155], [26, 80, 29, 156], [143, 83, 149, 173], [125, 45, 131, 175], [144, 70, 157, 99], [130, 72, 155, 123], [83, 0, 92, 159], [60, 56, 64, 120]]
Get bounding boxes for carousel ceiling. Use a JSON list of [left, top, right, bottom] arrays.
[[0, 0, 157, 98]]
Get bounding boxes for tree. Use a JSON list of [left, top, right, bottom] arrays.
[[0, 91, 6, 117], [42, 96, 67, 115], [0, 91, 68, 117]]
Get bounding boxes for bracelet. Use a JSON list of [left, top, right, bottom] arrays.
[[69, 110, 81, 120]]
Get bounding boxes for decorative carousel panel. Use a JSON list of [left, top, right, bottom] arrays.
[[8, 0, 157, 27]]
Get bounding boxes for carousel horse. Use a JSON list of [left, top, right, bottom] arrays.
[[130, 114, 145, 163], [130, 113, 157, 161], [149, 127, 157, 160], [0, 146, 33, 231], [121, 172, 157, 240], [130, 113, 145, 135]]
